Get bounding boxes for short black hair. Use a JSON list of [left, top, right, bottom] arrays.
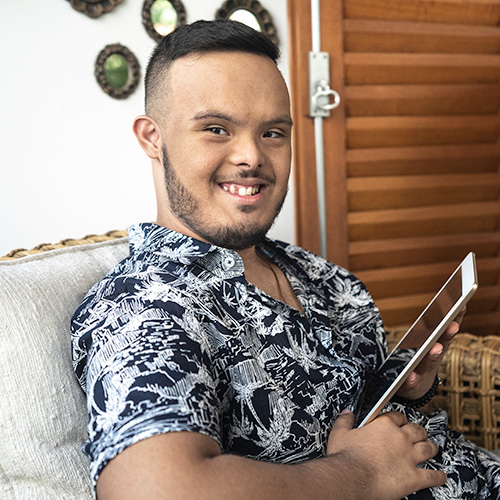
[[144, 20, 281, 115]]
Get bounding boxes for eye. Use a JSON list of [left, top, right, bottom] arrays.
[[206, 127, 229, 136], [263, 130, 284, 139]]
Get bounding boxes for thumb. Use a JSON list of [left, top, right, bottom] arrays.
[[327, 409, 355, 454]]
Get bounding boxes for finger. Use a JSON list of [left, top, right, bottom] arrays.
[[415, 468, 447, 491], [445, 320, 460, 336], [440, 321, 459, 347], [327, 410, 355, 453], [453, 306, 466, 326], [376, 410, 408, 427], [413, 343, 444, 375], [401, 422, 429, 444], [400, 370, 418, 391], [399, 363, 439, 399], [413, 439, 439, 463]]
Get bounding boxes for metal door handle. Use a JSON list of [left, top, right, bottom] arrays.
[[311, 80, 341, 112]]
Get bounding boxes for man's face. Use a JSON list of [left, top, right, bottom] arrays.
[[154, 51, 292, 250]]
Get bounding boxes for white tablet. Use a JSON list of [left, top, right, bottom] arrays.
[[355, 252, 478, 427]]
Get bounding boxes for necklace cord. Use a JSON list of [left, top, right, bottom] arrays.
[[257, 247, 285, 302]]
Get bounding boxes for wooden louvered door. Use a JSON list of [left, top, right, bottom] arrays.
[[288, 0, 500, 335]]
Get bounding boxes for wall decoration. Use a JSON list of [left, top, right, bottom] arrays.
[[142, 0, 187, 43], [215, 0, 279, 45], [94, 44, 141, 99], [67, 0, 124, 19]]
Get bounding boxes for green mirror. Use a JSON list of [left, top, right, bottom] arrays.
[[104, 54, 129, 89], [95, 44, 141, 99], [142, 0, 187, 42], [151, 0, 178, 36]]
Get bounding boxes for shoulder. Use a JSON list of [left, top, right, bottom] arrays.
[[70, 252, 194, 385]]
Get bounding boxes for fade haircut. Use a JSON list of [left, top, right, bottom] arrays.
[[144, 19, 281, 117]]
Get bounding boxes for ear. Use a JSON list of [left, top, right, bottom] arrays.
[[132, 115, 162, 159]]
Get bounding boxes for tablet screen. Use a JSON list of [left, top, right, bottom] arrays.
[[355, 257, 474, 427]]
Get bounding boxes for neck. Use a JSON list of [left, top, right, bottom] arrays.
[[235, 245, 261, 273], [237, 245, 304, 314]]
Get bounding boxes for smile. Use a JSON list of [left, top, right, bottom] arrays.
[[221, 183, 261, 197]]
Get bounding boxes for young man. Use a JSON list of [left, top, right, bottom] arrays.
[[71, 20, 500, 499]]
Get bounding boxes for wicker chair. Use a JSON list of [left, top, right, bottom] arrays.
[[0, 232, 498, 499], [385, 328, 500, 451]]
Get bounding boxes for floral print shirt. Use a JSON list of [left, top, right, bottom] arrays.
[[71, 222, 500, 497]]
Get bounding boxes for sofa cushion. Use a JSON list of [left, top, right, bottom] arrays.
[[0, 238, 129, 500]]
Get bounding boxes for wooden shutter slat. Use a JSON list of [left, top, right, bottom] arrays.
[[347, 115, 500, 148], [349, 173, 500, 190], [349, 232, 500, 270], [347, 143, 500, 176], [345, 84, 500, 116], [345, 53, 500, 84], [344, 0, 500, 26], [463, 311, 500, 335], [348, 173, 500, 210], [344, 19, 500, 54], [356, 257, 500, 298], [349, 201, 500, 223], [349, 202, 500, 240], [357, 262, 457, 298], [375, 285, 500, 330], [468, 286, 500, 314]]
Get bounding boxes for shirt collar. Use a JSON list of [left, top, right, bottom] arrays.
[[128, 222, 245, 278]]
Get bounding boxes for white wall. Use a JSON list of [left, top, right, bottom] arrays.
[[0, 0, 294, 256]]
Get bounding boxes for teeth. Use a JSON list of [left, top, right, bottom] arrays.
[[223, 184, 260, 196]]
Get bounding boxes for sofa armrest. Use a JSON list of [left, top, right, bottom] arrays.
[[1, 229, 128, 260], [385, 329, 500, 451]]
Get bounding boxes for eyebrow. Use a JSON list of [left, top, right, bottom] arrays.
[[192, 111, 293, 128]]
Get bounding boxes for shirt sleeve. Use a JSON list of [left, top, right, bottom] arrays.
[[83, 298, 223, 488]]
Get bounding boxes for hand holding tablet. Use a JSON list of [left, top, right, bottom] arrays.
[[356, 252, 478, 427]]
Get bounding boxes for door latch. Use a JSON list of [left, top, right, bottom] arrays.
[[309, 52, 340, 117]]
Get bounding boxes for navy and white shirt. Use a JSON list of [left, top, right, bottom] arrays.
[[71, 222, 500, 497]]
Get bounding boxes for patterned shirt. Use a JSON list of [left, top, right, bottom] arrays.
[[71, 222, 500, 497], [71, 222, 386, 485]]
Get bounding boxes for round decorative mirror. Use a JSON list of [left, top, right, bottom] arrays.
[[67, 0, 123, 19], [94, 44, 141, 99], [228, 8, 261, 31], [215, 0, 279, 45], [142, 0, 187, 42]]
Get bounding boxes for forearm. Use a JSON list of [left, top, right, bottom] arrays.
[[195, 452, 357, 500], [96, 414, 444, 500], [96, 435, 358, 500]]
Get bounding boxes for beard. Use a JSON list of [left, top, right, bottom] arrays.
[[161, 146, 287, 250]]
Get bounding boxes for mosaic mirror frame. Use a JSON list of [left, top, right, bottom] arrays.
[[94, 44, 141, 99], [215, 0, 279, 45], [141, 0, 187, 43], [67, 0, 124, 19]]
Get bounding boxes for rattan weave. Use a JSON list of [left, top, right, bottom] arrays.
[[0, 230, 128, 260], [386, 329, 500, 450]]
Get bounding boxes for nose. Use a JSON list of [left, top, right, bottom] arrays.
[[229, 134, 264, 169]]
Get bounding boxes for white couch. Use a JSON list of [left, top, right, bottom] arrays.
[[0, 237, 128, 499]]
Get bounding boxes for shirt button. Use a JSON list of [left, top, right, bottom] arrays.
[[222, 255, 236, 270]]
